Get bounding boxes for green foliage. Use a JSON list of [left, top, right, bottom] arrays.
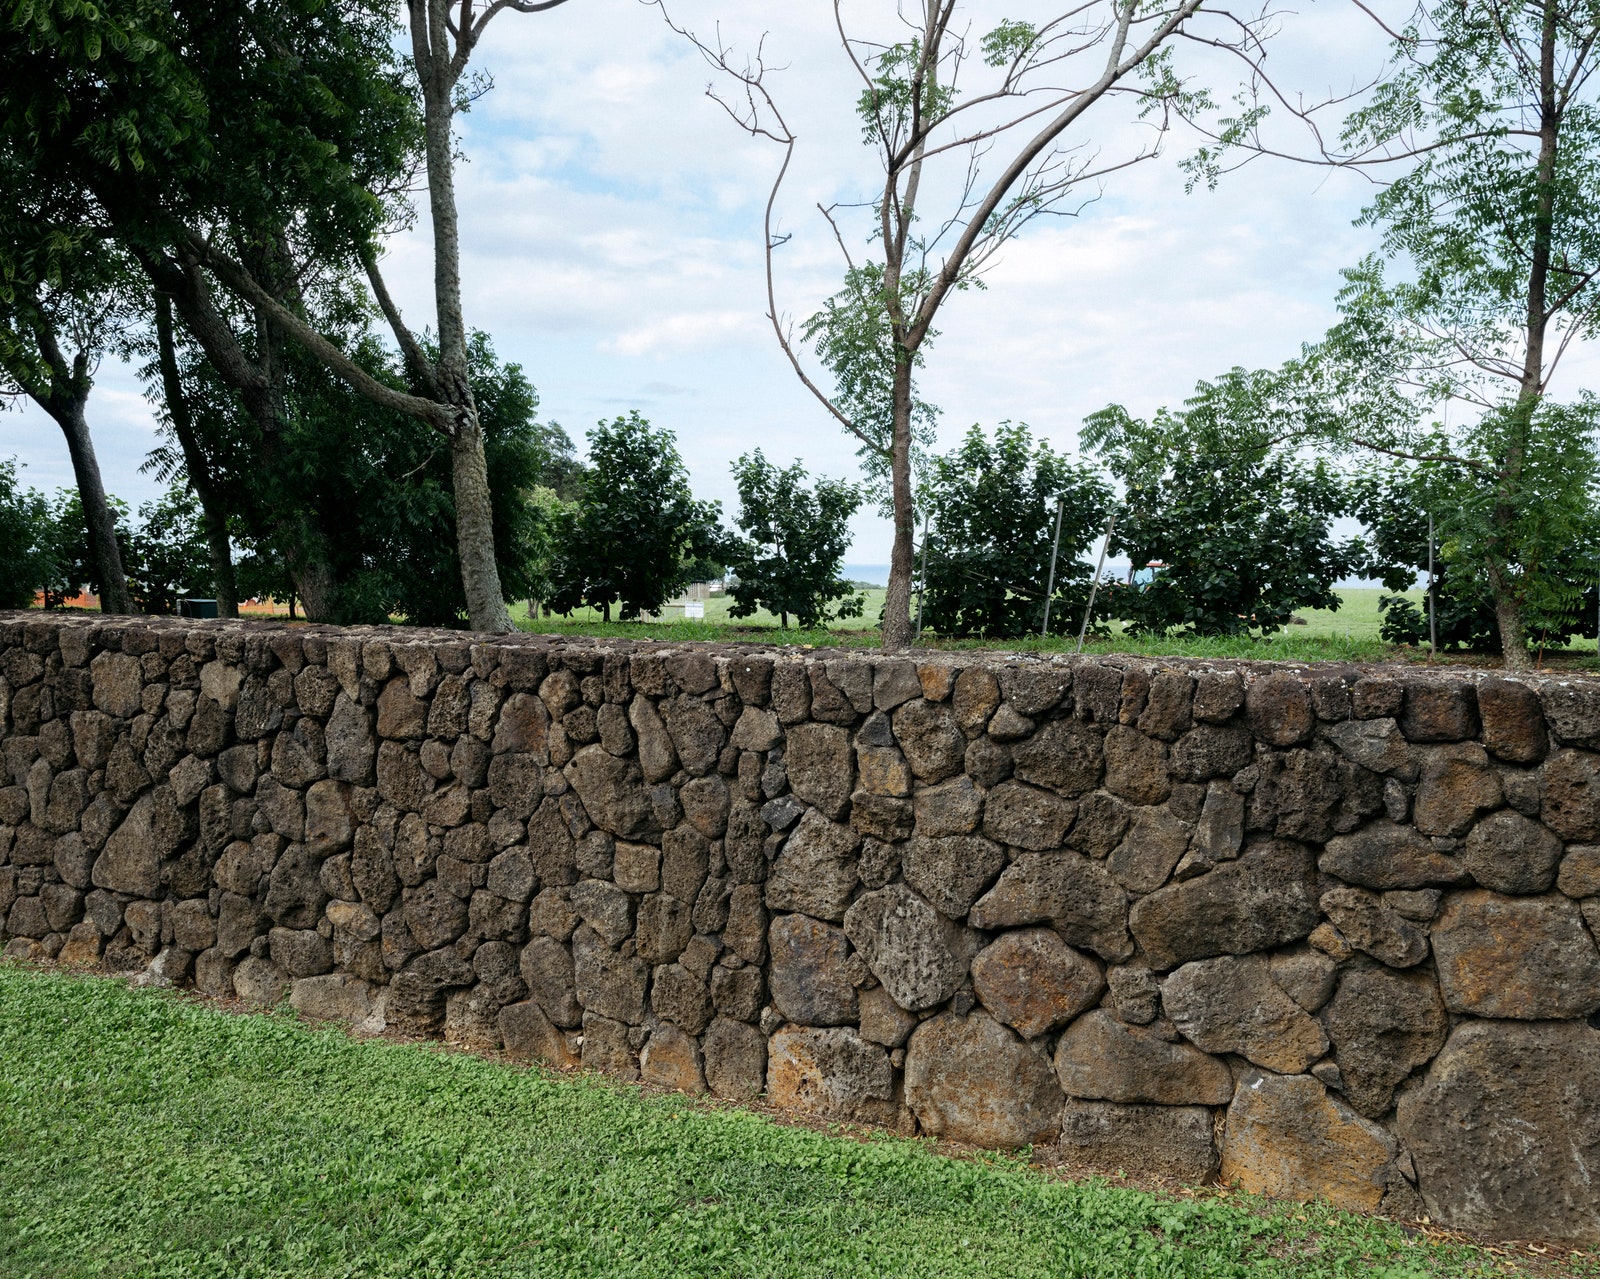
[[918, 423, 1111, 638], [0, 963, 1542, 1277], [548, 413, 727, 621], [802, 265, 941, 513], [124, 484, 210, 614], [725, 450, 864, 629], [1085, 374, 1366, 637], [1352, 408, 1600, 652], [0, 458, 51, 609], [31, 488, 132, 608], [265, 333, 552, 626]]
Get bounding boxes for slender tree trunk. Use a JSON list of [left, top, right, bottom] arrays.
[[155, 295, 238, 617], [882, 358, 917, 648], [1489, 0, 1559, 673], [54, 399, 134, 614], [415, 7, 513, 634]]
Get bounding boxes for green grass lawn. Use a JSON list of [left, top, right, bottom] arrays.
[[512, 588, 1509, 666], [0, 964, 1573, 1279]]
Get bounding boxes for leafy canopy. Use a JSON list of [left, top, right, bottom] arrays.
[[919, 422, 1111, 639], [548, 413, 726, 621], [725, 450, 864, 629]]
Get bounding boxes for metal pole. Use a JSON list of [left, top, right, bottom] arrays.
[[1433, 512, 1446, 665], [1040, 495, 1066, 637], [913, 508, 932, 643], [1076, 508, 1118, 655]]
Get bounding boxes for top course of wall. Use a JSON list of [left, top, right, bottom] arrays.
[[6, 611, 1600, 1244]]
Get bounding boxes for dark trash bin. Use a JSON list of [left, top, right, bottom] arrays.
[[179, 598, 220, 619]]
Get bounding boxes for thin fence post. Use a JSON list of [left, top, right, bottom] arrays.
[[1040, 495, 1066, 637], [1427, 513, 1437, 662], [1076, 508, 1117, 656], [913, 508, 932, 644]]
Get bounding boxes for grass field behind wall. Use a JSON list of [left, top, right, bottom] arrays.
[[0, 964, 1584, 1279], [515, 588, 1568, 667]]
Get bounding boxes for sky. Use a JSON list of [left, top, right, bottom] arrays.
[[6, 0, 1592, 572]]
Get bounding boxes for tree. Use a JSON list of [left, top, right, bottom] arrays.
[[653, 0, 1271, 647], [725, 450, 864, 629], [152, 328, 557, 627], [0, 460, 55, 610], [548, 413, 726, 621], [0, 266, 136, 614], [1084, 374, 1366, 636], [1, 0, 563, 631], [125, 486, 213, 615], [1352, 430, 1600, 655], [33, 489, 134, 609], [919, 422, 1111, 638], [1197, 0, 1600, 669]]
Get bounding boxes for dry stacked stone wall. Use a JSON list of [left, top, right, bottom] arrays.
[[5, 614, 1600, 1240]]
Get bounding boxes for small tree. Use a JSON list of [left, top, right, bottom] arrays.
[[653, 0, 1273, 647], [548, 413, 726, 621], [1085, 374, 1365, 636], [0, 458, 51, 610], [34, 489, 134, 609], [125, 487, 213, 616], [919, 423, 1111, 638], [725, 450, 864, 629]]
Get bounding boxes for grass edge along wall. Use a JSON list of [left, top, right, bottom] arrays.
[[3, 611, 1600, 1242]]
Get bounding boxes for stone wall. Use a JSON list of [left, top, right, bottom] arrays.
[[4, 613, 1600, 1241]]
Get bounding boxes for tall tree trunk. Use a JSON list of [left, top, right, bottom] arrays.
[[155, 295, 238, 617], [450, 416, 511, 634], [1490, 0, 1560, 673], [55, 398, 134, 614], [416, 7, 513, 634], [881, 358, 917, 649]]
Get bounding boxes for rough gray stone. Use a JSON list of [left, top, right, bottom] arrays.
[[904, 1012, 1064, 1147], [1161, 953, 1329, 1074], [1221, 1070, 1396, 1214], [1398, 1019, 1600, 1242], [843, 883, 967, 1012], [1318, 820, 1470, 890], [1012, 720, 1103, 797], [572, 923, 649, 1024], [901, 834, 1006, 918], [704, 1016, 768, 1100], [784, 723, 855, 818], [912, 776, 983, 836], [1057, 1101, 1219, 1182], [1103, 726, 1171, 805], [1108, 805, 1194, 894], [1129, 840, 1319, 971], [1323, 717, 1412, 777], [1319, 885, 1429, 968], [1461, 809, 1564, 894], [1321, 961, 1447, 1119], [970, 928, 1103, 1039], [892, 699, 966, 784], [767, 913, 858, 1026], [1431, 889, 1600, 1019], [981, 781, 1077, 852], [1268, 945, 1339, 1014], [765, 1026, 899, 1126], [563, 745, 659, 840], [1413, 743, 1503, 838], [1543, 748, 1600, 841], [1053, 1009, 1232, 1105], [765, 809, 860, 923], [969, 852, 1131, 963]]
